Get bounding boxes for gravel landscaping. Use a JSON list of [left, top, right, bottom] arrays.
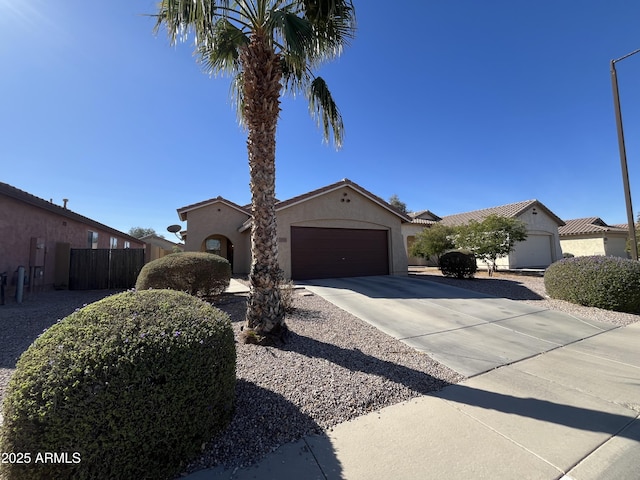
[[0, 271, 637, 475]]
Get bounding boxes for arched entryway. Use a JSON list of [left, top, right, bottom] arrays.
[[201, 234, 234, 270]]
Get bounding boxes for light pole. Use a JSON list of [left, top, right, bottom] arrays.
[[611, 48, 640, 260]]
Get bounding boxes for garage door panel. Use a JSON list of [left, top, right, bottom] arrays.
[[291, 227, 389, 280], [517, 235, 553, 268]]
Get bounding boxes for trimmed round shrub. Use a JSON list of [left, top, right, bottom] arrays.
[[136, 252, 231, 298], [544, 256, 640, 313], [0, 289, 236, 480], [440, 250, 477, 279]]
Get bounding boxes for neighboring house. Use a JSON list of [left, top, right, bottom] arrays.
[[403, 200, 565, 270], [559, 218, 629, 258], [140, 234, 183, 262], [177, 179, 411, 280], [403, 210, 442, 266], [0, 182, 145, 294]]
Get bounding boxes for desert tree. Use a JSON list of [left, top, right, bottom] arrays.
[[409, 223, 456, 265], [454, 215, 528, 275]]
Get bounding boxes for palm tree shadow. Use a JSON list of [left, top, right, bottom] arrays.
[[279, 328, 640, 446], [282, 331, 455, 396], [185, 379, 344, 477], [434, 383, 640, 441]]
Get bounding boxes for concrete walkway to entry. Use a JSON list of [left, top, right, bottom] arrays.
[[188, 275, 640, 480]]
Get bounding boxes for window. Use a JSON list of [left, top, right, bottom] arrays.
[[205, 238, 221, 255], [88, 231, 98, 249], [110, 237, 118, 249], [124, 241, 130, 249]]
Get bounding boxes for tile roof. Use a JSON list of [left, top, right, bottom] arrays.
[[274, 178, 413, 222], [410, 210, 442, 222], [139, 234, 183, 250], [559, 217, 629, 236], [409, 218, 439, 226], [0, 182, 143, 244], [177, 196, 250, 221], [179, 179, 412, 233], [235, 179, 412, 233], [439, 199, 565, 227]]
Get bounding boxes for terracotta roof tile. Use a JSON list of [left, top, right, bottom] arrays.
[[559, 217, 629, 236], [439, 199, 564, 227], [410, 210, 442, 222], [177, 196, 250, 221], [275, 178, 412, 221], [410, 218, 439, 226]]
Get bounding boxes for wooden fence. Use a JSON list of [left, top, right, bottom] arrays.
[[69, 249, 144, 290]]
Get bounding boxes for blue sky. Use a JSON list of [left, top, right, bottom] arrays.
[[3, 1, 640, 238]]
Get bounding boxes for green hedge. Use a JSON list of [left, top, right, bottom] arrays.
[[440, 250, 477, 279], [544, 256, 640, 313], [0, 289, 236, 480], [136, 252, 231, 298]]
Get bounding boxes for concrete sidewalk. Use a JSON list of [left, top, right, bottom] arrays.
[[190, 276, 640, 479]]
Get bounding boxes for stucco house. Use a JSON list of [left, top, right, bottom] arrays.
[[177, 179, 411, 280], [403, 210, 442, 266], [403, 200, 565, 269], [0, 182, 145, 294], [559, 218, 629, 258], [140, 234, 183, 262]]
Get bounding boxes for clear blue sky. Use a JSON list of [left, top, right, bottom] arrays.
[[3, 1, 640, 238]]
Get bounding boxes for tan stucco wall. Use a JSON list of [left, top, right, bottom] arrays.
[[560, 233, 630, 258], [605, 235, 631, 258], [182, 202, 251, 275], [508, 207, 563, 268], [275, 185, 408, 278], [561, 237, 606, 257], [401, 223, 431, 266]]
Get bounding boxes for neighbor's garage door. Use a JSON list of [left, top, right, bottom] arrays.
[[519, 234, 553, 267], [291, 227, 389, 280]]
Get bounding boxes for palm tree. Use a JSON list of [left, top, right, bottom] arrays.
[[153, 1, 356, 342]]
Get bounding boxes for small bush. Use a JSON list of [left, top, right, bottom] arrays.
[[136, 252, 231, 298], [279, 280, 296, 314], [0, 289, 236, 480], [439, 250, 477, 279], [544, 256, 640, 313]]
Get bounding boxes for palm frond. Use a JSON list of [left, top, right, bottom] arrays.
[[230, 72, 247, 127], [279, 55, 311, 95], [152, 0, 353, 149], [303, 0, 356, 62], [154, 0, 220, 45], [268, 10, 313, 55], [307, 76, 344, 149], [197, 18, 249, 75]]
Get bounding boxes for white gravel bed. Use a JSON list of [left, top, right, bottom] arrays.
[[0, 273, 637, 475]]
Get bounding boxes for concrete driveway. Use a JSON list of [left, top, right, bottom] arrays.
[[300, 275, 617, 377]]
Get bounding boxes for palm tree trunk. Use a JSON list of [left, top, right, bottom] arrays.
[[241, 32, 285, 336]]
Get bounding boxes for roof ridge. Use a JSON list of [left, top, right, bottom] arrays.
[[446, 199, 538, 218], [0, 182, 142, 242]]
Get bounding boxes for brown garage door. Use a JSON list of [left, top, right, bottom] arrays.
[[291, 227, 389, 280]]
